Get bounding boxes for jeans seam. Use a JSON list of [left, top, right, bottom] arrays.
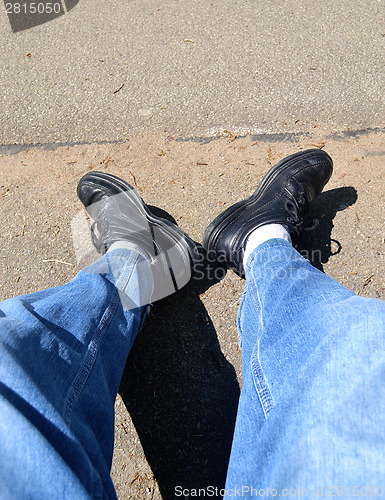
[[236, 290, 247, 349], [249, 263, 264, 341], [251, 346, 274, 418], [248, 258, 275, 417], [113, 252, 139, 291], [92, 469, 104, 500], [63, 287, 121, 426], [139, 304, 151, 331]]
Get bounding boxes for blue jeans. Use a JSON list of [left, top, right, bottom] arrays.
[[1, 241, 385, 498], [0, 249, 151, 499], [225, 240, 385, 498]]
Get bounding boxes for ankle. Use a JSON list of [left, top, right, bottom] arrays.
[[243, 224, 292, 268]]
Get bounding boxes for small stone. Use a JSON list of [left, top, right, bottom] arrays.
[[138, 108, 153, 118]]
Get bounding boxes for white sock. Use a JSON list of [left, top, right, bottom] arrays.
[[243, 224, 291, 267]]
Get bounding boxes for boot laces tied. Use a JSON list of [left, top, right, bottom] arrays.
[[285, 190, 319, 233]]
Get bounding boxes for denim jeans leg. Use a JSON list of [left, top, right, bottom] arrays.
[[225, 239, 385, 498], [0, 249, 152, 499]]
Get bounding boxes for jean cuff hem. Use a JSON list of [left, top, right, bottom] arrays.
[[245, 238, 293, 275]]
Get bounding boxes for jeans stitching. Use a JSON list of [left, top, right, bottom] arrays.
[[248, 251, 275, 418], [92, 469, 104, 500], [236, 290, 247, 349], [63, 287, 121, 426], [250, 346, 274, 418], [112, 252, 139, 291]]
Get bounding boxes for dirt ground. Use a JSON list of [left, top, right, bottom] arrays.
[[1, 130, 385, 498]]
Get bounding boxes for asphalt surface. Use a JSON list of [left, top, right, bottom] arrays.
[[1, 0, 385, 144], [1, 1, 385, 499]]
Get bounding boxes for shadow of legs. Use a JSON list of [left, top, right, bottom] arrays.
[[116, 186, 358, 496], [119, 248, 240, 498]]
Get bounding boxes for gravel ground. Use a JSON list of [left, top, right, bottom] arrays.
[[0, 130, 385, 498]]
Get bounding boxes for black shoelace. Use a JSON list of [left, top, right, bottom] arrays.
[[285, 190, 319, 234]]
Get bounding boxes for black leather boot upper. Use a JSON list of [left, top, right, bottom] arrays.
[[202, 149, 333, 277], [77, 171, 199, 297]]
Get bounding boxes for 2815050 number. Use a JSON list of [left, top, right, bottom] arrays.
[[329, 486, 383, 496], [5, 3, 62, 14]]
